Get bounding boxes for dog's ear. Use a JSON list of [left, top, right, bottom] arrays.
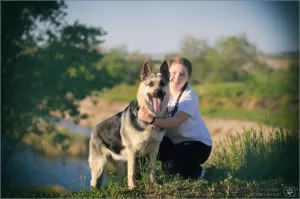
[[141, 60, 151, 81], [160, 60, 169, 81]]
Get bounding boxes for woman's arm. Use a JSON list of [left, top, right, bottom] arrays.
[[138, 108, 190, 128]]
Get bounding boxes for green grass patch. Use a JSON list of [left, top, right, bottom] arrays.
[[60, 177, 284, 198], [8, 127, 298, 198], [210, 129, 299, 183], [245, 71, 298, 99], [193, 82, 247, 98], [92, 83, 138, 102], [200, 107, 299, 130]]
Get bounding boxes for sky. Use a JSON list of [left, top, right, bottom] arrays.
[[65, 1, 299, 56]]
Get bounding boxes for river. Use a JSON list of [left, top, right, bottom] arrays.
[[2, 119, 93, 193]]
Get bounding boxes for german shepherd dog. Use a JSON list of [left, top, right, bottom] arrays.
[[88, 60, 170, 190]]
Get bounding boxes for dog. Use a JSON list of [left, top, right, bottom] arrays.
[[88, 60, 170, 190]]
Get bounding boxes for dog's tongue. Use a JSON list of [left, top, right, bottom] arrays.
[[153, 98, 162, 112]]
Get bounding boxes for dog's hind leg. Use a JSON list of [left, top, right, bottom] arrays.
[[101, 168, 109, 187], [89, 153, 107, 189], [111, 159, 127, 184]]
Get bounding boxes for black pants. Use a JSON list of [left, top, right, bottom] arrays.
[[158, 136, 212, 179]]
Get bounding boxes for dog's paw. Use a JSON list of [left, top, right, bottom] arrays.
[[128, 184, 135, 190], [90, 181, 97, 189]]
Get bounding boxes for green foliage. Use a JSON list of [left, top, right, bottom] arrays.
[[179, 35, 208, 58], [212, 34, 261, 82], [211, 129, 299, 184], [1, 1, 111, 165], [1, 1, 67, 66], [246, 66, 299, 99], [245, 62, 299, 122], [97, 47, 139, 85], [190, 47, 221, 84], [171, 33, 265, 84], [285, 62, 300, 95], [165, 52, 180, 62]]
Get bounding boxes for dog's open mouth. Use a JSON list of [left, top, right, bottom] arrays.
[[148, 94, 164, 112]]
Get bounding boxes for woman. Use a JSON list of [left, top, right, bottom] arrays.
[[138, 57, 212, 179]]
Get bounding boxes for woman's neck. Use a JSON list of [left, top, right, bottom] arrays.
[[170, 87, 181, 96]]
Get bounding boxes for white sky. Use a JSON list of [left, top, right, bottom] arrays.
[[65, 1, 299, 56]]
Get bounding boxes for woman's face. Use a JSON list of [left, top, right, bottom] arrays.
[[169, 63, 189, 92]]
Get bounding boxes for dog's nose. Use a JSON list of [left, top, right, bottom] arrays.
[[154, 89, 163, 97]]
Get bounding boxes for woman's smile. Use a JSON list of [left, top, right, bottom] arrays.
[[169, 63, 189, 94]]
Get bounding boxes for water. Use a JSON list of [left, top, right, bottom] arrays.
[[57, 119, 92, 138], [2, 119, 93, 193]]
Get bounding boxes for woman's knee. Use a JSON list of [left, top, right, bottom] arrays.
[[158, 136, 175, 162], [161, 160, 177, 175]]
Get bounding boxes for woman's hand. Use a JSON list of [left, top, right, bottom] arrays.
[[138, 107, 153, 123]]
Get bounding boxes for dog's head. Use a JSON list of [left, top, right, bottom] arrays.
[[137, 60, 170, 116]]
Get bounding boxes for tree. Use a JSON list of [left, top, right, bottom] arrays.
[[215, 34, 262, 81], [164, 52, 180, 62], [175, 34, 264, 83], [1, 1, 67, 66], [191, 47, 222, 84], [1, 2, 109, 164], [97, 47, 129, 85], [179, 35, 208, 59]]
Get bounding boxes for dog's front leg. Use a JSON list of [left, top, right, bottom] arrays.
[[149, 146, 159, 184], [127, 149, 136, 190]]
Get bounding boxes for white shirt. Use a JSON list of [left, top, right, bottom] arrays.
[[166, 85, 213, 146]]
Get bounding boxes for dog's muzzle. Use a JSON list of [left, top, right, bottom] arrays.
[[148, 89, 165, 113]]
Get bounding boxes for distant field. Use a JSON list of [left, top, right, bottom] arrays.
[[93, 82, 298, 130]]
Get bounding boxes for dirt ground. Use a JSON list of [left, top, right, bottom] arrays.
[[73, 96, 281, 144]]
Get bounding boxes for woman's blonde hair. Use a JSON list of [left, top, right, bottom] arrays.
[[169, 57, 192, 77]]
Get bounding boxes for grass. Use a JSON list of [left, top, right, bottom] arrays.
[[9, 127, 299, 198], [200, 107, 299, 130], [92, 83, 138, 103], [210, 129, 299, 183], [62, 177, 283, 198], [193, 82, 246, 98]]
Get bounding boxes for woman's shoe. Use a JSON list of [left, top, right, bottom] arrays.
[[199, 168, 205, 179]]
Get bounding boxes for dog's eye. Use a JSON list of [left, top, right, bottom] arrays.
[[148, 82, 154, 87], [160, 81, 166, 86]]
